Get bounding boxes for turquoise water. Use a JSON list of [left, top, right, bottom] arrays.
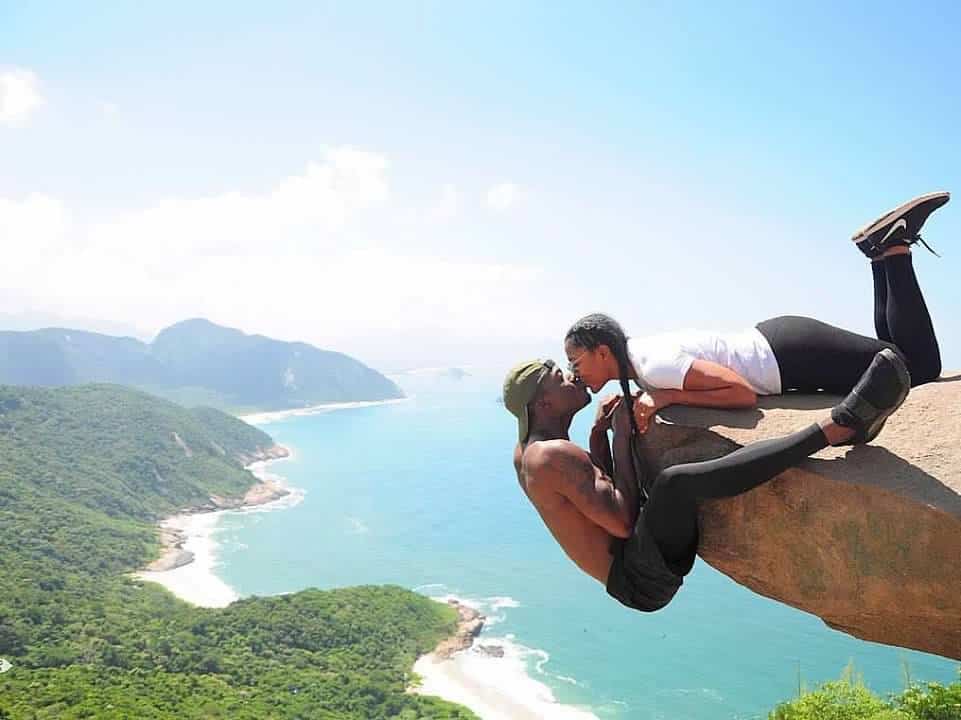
[[216, 369, 958, 719]]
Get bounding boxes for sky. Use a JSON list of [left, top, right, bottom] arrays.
[[2, 1, 960, 371]]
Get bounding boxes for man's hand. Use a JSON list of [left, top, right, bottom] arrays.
[[593, 394, 621, 433]]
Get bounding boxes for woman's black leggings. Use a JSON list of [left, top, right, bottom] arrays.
[[757, 254, 941, 394], [644, 423, 828, 570]]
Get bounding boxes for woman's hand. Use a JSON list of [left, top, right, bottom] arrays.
[[632, 390, 671, 434], [593, 394, 621, 433]]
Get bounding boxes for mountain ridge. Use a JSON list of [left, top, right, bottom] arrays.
[[0, 318, 403, 412]]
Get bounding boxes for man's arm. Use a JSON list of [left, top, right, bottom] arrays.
[[523, 440, 634, 538]]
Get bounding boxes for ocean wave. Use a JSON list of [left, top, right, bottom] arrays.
[[411, 591, 598, 719], [528, 646, 587, 689], [419, 589, 521, 617], [414, 630, 599, 719], [240, 398, 409, 425], [230, 487, 307, 515], [238, 456, 307, 514], [489, 596, 521, 610]]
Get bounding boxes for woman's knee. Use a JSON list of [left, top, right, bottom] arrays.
[[887, 341, 941, 385], [910, 355, 942, 386]]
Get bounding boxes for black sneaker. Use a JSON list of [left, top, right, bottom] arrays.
[[851, 191, 950, 259], [831, 349, 910, 445]]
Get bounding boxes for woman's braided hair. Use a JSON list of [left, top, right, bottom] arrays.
[[564, 313, 639, 437]]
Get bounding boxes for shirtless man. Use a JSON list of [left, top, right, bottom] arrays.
[[504, 349, 910, 612]]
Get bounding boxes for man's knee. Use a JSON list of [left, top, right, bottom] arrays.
[[649, 465, 693, 504]]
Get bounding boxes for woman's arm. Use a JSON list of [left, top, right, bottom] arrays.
[[677, 358, 758, 405], [589, 426, 613, 477], [588, 394, 620, 476], [633, 359, 757, 431]]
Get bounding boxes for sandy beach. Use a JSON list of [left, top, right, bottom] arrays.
[[133, 444, 300, 607], [410, 598, 599, 720], [135, 440, 598, 719], [134, 512, 242, 607], [240, 398, 408, 425]]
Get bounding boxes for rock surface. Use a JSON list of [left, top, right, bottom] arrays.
[[142, 445, 291, 572], [430, 600, 486, 660], [637, 375, 961, 661]]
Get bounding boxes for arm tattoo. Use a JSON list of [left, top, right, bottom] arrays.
[[551, 451, 620, 515]]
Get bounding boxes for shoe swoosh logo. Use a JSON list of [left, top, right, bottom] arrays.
[[880, 218, 907, 243]]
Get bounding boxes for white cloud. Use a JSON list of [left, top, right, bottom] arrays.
[[101, 101, 120, 119], [0, 68, 44, 128], [86, 147, 389, 256], [1, 148, 549, 362], [6, 244, 544, 350], [429, 184, 459, 222], [486, 182, 521, 212], [0, 193, 72, 269]]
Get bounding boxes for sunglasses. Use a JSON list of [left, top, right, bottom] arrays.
[[567, 350, 589, 376]]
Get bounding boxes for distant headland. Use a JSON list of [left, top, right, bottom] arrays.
[[0, 318, 404, 412]]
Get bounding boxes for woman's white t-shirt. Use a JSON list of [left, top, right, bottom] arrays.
[[627, 328, 782, 395]]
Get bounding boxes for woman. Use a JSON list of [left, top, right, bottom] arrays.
[[504, 347, 911, 613], [565, 191, 948, 435]]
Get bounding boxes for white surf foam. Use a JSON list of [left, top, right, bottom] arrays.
[[134, 512, 239, 608], [410, 591, 599, 720], [134, 450, 303, 606], [240, 398, 408, 425], [413, 634, 599, 720]]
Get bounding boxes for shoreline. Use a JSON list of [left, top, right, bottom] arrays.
[[240, 398, 408, 425], [410, 597, 599, 720], [133, 443, 298, 606], [134, 436, 600, 718]]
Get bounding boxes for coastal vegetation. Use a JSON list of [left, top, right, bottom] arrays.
[[769, 666, 961, 719], [2, 383, 956, 718], [0, 318, 404, 413], [0, 384, 475, 719]]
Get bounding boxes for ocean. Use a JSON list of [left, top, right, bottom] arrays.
[[214, 368, 957, 719]]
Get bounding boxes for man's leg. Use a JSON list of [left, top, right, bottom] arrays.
[[643, 422, 830, 567], [643, 349, 909, 569]]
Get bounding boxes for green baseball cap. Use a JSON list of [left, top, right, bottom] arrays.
[[503, 359, 553, 443]]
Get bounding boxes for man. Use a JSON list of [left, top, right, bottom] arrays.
[[504, 349, 910, 612]]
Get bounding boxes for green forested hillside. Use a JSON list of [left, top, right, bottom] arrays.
[[0, 385, 474, 719], [0, 319, 404, 413]]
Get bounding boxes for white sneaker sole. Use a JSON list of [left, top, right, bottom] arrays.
[[851, 191, 950, 242]]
